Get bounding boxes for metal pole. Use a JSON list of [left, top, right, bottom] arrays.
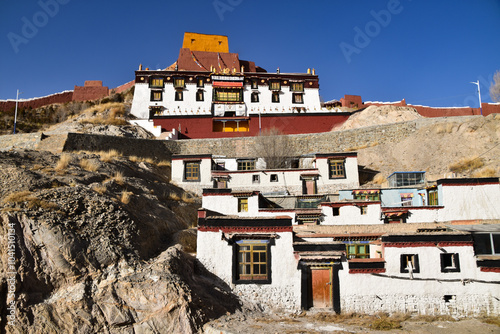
[[13, 89, 19, 134], [471, 80, 482, 115]]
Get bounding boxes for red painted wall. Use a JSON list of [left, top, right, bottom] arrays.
[[153, 113, 350, 139], [0, 91, 74, 113]]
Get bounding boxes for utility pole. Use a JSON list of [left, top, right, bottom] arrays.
[[470, 80, 482, 115], [13, 89, 21, 134]]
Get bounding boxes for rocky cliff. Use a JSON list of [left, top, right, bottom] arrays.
[[0, 150, 241, 333]]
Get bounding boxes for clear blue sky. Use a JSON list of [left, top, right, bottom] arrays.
[[1, 0, 499, 107]]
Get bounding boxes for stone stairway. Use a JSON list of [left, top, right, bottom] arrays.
[[36, 133, 69, 153]]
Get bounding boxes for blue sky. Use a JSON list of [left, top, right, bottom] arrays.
[[1, 0, 499, 107]]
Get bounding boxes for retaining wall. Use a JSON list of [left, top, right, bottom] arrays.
[[0, 133, 43, 151]]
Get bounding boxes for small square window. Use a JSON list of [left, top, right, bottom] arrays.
[[270, 174, 278, 182], [196, 77, 205, 88], [269, 80, 281, 91], [175, 90, 183, 101], [400, 254, 420, 273], [290, 82, 304, 92], [184, 161, 200, 181], [238, 198, 248, 212], [360, 206, 368, 215], [329, 159, 345, 179], [332, 207, 340, 216], [174, 77, 185, 88], [252, 175, 260, 183], [237, 159, 255, 171], [196, 89, 204, 101], [272, 92, 280, 103], [292, 93, 304, 104], [149, 77, 164, 88], [150, 90, 162, 101], [251, 92, 259, 103], [440, 253, 460, 272]]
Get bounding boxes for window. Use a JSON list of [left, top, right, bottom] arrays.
[[353, 192, 380, 201], [251, 92, 259, 103], [184, 161, 200, 181], [290, 82, 304, 92], [347, 244, 370, 259], [238, 198, 249, 212], [292, 93, 304, 104], [428, 189, 438, 206], [269, 80, 281, 91], [360, 206, 368, 215], [400, 193, 413, 207], [213, 88, 243, 102], [332, 207, 340, 216], [270, 174, 278, 182], [236, 240, 269, 282], [440, 253, 460, 273], [252, 175, 260, 183], [149, 77, 164, 88], [173, 77, 185, 88], [150, 90, 162, 101], [271, 92, 280, 103], [473, 233, 500, 255], [196, 77, 204, 88], [175, 90, 183, 101], [400, 254, 420, 273], [237, 159, 255, 171], [328, 159, 345, 179], [251, 79, 258, 89], [196, 89, 204, 101]]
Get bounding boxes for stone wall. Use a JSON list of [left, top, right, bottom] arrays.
[[0, 133, 43, 151], [63, 133, 178, 160], [0, 91, 74, 113]]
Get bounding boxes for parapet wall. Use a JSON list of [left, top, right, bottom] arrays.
[[0, 91, 74, 113]]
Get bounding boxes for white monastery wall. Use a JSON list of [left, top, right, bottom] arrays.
[[321, 204, 382, 225]]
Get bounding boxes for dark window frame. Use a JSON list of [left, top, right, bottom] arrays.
[[173, 77, 186, 88], [251, 79, 259, 89], [440, 253, 460, 273], [233, 240, 271, 284], [175, 90, 184, 101], [271, 91, 280, 103], [196, 89, 204, 102], [237, 159, 255, 171], [150, 90, 163, 102], [251, 92, 259, 103], [149, 77, 164, 88], [269, 80, 281, 91], [328, 159, 346, 179], [183, 161, 200, 182], [400, 254, 420, 273], [292, 93, 304, 104], [196, 77, 205, 88]]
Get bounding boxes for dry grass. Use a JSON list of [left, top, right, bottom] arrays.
[[128, 155, 155, 164], [99, 150, 122, 163], [55, 153, 72, 171], [479, 315, 500, 327], [449, 156, 484, 173], [435, 123, 454, 134], [472, 166, 498, 178], [181, 193, 196, 203], [409, 314, 456, 322], [156, 160, 171, 168], [92, 184, 107, 194], [105, 171, 125, 185], [373, 173, 387, 185], [80, 103, 128, 126], [120, 191, 132, 204], [80, 158, 99, 172], [2, 190, 58, 210], [168, 193, 181, 201]]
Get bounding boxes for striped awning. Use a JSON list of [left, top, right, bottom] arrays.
[[353, 190, 380, 195], [212, 81, 243, 88]]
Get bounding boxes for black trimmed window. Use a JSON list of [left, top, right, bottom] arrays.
[[238, 198, 248, 212], [400, 254, 420, 273], [237, 159, 255, 171], [175, 90, 183, 101], [360, 206, 368, 215], [290, 82, 304, 92], [292, 93, 304, 104], [184, 161, 200, 181], [252, 175, 260, 183], [196, 77, 205, 88], [269, 80, 281, 91], [173, 77, 185, 88], [251, 92, 259, 103], [440, 253, 460, 273], [270, 174, 278, 182], [213, 88, 243, 102], [150, 90, 162, 101], [328, 159, 345, 179], [196, 89, 204, 101], [235, 240, 270, 283], [473, 233, 500, 255], [149, 77, 164, 88], [272, 92, 280, 103], [251, 79, 258, 89]]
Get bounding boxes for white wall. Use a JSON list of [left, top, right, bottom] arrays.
[[171, 157, 213, 195], [338, 244, 500, 316], [197, 230, 302, 311], [321, 204, 383, 225], [438, 183, 500, 222]]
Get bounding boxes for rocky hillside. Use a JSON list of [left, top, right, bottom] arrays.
[[0, 149, 241, 333]]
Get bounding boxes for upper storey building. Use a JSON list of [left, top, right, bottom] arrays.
[[130, 32, 349, 139]]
